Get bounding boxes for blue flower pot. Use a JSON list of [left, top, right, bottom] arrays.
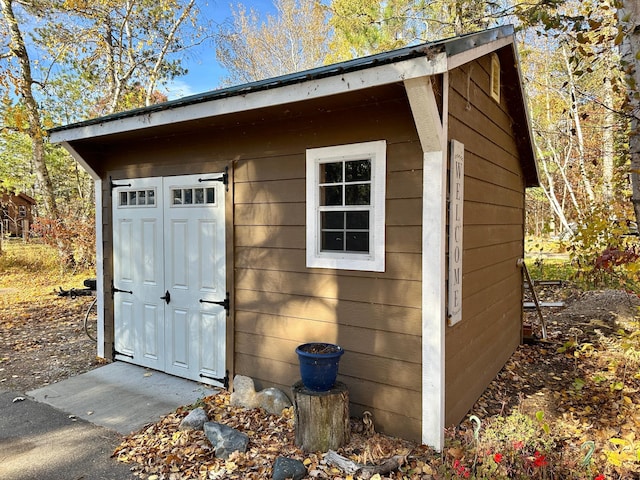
[[296, 343, 344, 391]]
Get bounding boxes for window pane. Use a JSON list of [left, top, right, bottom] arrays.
[[138, 190, 146, 205], [345, 184, 370, 205], [120, 192, 128, 206], [173, 189, 182, 205], [206, 188, 215, 204], [195, 188, 204, 204], [320, 185, 342, 206], [322, 231, 344, 251], [345, 160, 371, 182], [346, 232, 369, 252], [320, 162, 342, 183], [128, 191, 137, 205], [147, 190, 155, 205], [322, 211, 344, 229], [346, 211, 369, 229], [184, 189, 193, 204]]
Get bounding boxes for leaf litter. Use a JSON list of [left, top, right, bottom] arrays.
[[3, 265, 640, 478]]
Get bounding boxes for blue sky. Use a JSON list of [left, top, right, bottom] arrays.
[[164, 0, 277, 99]]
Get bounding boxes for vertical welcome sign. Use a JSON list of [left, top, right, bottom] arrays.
[[448, 140, 464, 326]]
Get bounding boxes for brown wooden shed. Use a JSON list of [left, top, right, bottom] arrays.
[[50, 25, 538, 449]]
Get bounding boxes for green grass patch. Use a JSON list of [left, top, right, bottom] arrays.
[[525, 256, 575, 282]]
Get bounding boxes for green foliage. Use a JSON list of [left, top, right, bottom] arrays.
[[568, 205, 640, 293]]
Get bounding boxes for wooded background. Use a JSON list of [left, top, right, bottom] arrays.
[[1, 0, 638, 267]]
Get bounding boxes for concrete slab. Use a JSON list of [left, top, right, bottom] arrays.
[[27, 362, 217, 435]]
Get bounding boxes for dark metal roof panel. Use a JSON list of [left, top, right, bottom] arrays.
[[49, 25, 515, 134]]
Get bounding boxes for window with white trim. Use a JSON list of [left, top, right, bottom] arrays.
[[306, 140, 386, 272]]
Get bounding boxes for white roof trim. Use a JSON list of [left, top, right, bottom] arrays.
[[447, 36, 513, 71], [50, 54, 448, 144]]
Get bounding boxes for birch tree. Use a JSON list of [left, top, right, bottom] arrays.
[[0, 0, 58, 219], [617, 0, 640, 223], [215, 0, 329, 85], [34, 0, 204, 116]]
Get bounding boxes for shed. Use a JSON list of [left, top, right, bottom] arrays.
[[49, 25, 538, 449], [1, 189, 36, 237]]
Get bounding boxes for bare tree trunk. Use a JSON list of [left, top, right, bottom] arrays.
[[562, 45, 596, 204], [602, 65, 616, 202], [618, 0, 640, 222], [1, 0, 58, 220]]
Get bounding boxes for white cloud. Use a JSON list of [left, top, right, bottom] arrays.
[[160, 79, 198, 100]]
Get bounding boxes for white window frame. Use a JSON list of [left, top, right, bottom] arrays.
[[306, 140, 386, 272]]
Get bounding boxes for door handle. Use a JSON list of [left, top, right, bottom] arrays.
[[160, 290, 171, 304]]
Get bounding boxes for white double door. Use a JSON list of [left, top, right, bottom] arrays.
[[112, 173, 226, 386]]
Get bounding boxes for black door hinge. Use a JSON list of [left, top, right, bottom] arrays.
[[198, 166, 229, 191], [109, 176, 132, 195], [200, 370, 229, 389], [111, 280, 133, 299], [199, 292, 230, 316]]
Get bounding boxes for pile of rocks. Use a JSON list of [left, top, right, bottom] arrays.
[[177, 375, 305, 480]]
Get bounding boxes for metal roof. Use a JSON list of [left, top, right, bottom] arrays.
[[49, 25, 515, 134]]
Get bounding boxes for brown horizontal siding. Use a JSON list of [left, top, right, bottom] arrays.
[[460, 257, 521, 299], [464, 176, 524, 208], [464, 224, 522, 249], [464, 150, 524, 193], [235, 269, 421, 308], [463, 240, 523, 275], [445, 57, 526, 428], [464, 201, 523, 226], [235, 290, 421, 336], [235, 225, 423, 254], [231, 88, 424, 441], [236, 247, 421, 281], [235, 313, 421, 365], [445, 293, 521, 424]]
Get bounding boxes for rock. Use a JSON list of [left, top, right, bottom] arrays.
[[230, 375, 256, 406], [203, 422, 249, 460], [272, 456, 306, 480], [257, 387, 292, 415], [230, 375, 292, 415], [179, 407, 208, 431]]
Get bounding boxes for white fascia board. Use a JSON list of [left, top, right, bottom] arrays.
[[446, 36, 513, 71], [50, 53, 448, 144]]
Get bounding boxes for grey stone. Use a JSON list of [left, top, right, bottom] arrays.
[[272, 457, 306, 480], [179, 407, 208, 431], [203, 422, 249, 460], [230, 375, 292, 415], [257, 387, 292, 415]]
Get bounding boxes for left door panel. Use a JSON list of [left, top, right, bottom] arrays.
[[112, 177, 165, 369]]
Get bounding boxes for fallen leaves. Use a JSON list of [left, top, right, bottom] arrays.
[[114, 391, 418, 480]]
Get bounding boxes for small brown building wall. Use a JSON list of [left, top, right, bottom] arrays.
[[444, 53, 526, 426], [233, 87, 425, 442], [85, 84, 426, 442], [0, 191, 35, 237]]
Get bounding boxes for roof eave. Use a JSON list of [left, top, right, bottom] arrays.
[[49, 53, 448, 144]]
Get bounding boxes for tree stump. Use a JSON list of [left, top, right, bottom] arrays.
[[292, 380, 350, 452]]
